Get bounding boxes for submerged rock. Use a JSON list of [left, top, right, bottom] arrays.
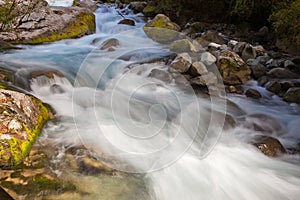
[[99, 38, 120, 50], [118, 19, 135, 26], [0, 89, 50, 166], [245, 88, 262, 99]]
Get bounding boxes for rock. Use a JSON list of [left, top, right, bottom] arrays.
[[245, 88, 262, 99], [267, 68, 299, 79], [148, 69, 172, 83], [188, 61, 208, 77], [266, 81, 281, 94], [143, 14, 182, 44], [170, 39, 197, 53], [118, 19, 135, 26], [144, 14, 180, 31], [190, 72, 218, 86], [257, 76, 269, 86], [256, 55, 270, 65], [0, 89, 50, 166], [72, 0, 98, 11], [129, 1, 147, 13], [248, 61, 266, 79], [283, 87, 300, 103], [252, 45, 265, 56], [200, 52, 216, 65], [233, 42, 246, 54], [208, 42, 221, 51], [100, 38, 120, 50], [266, 59, 283, 69], [284, 60, 300, 75], [142, 4, 158, 17], [194, 37, 210, 48], [202, 30, 226, 44], [227, 40, 238, 49], [216, 50, 251, 85], [241, 43, 257, 62], [30, 69, 64, 79], [251, 135, 286, 157], [169, 53, 192, 73]]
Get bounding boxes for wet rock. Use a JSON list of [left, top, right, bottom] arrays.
[[0, 89, 50, 166], [169, 53, 192, 73], [100, 38, 120, 50], [241, 43, 257, 62], [245, 88, 262, 99], [201, 52, 217, 65], [257, 76, 269, 86], [266, 81, 282, 94], [50, 84, 65, 94], [170, 39, 197, 53], [118, 19, 135, 26], [148, 69, 172, 83], [144, 14, 180, 31], [188, 61, 208, 77], [30, 69, 64, 79], [283, 87, 300, 103], [251, 135, 286, 157], [216, 50, 251, 85], [267, 68, 299, 79]]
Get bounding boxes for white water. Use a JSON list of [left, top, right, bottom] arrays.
[[1, 3, 300, 200]]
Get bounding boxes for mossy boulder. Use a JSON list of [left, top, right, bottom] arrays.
[[143, 14, 182, 44], [216, 50, 251, 85], [0, 89, 50, 167]]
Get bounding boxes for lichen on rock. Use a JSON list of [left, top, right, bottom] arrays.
[[0, 89, 50, 167]]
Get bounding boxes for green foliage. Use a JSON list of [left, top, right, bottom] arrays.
[[270, 0, 300, 46]]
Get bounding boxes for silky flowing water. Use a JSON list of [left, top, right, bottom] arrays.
[[1, 3, 300, 200]]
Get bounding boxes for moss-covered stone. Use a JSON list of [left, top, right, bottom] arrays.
[[17, 12, 96, 45], [0, 89, 51, 167]]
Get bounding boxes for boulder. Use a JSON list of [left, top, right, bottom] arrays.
[[267, 68, 299, 79], [283, 87, 300, 103], [241, 43, 257, 62], [284, 60, 300, 75], [169, 53, 192, 73], [0, 89, 50, 166], [201, 52, 216, 65], [190, 72, 218, 86], [247, 60, 266, 79], [251, 135, 286, 157], [216, 50, 251, 85], [202, 30, 226, 44], [118, 19, 135, 26], [143, 14, 182, 44], [266, 81, 282, 95], [170, 39, 197, 53], [188, 61, 208, 77], [245, 88, 262, 99], [100, 38, 120, 50]]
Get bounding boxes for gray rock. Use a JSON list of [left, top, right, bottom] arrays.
[[201, 52, 216, 65], [188, 61, 208, 77], [267, 68, 299, 79], [249, 63, 266, 79], [190, 72, 218, 86], [283, 87, 300, 103], [233, 42, 246, 54], [169, 53, 192, 73], [245, 88, 262, 99], [170, 39, 197, 53]]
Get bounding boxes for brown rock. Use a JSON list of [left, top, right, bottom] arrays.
[[251, 135, 286, 157]]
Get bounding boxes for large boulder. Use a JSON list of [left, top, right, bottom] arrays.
[[267, 68, 299, 79], [143, 14, 182, 44], [216, 50, 251, 85], [0, 89, 50, 166]]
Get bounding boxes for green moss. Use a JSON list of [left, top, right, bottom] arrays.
[[143, 5, 157, 13], [1, 174, 76, 196], [17, 12, 96, 45]]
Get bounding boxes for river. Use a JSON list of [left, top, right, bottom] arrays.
[[1, 2, 300, 200]]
